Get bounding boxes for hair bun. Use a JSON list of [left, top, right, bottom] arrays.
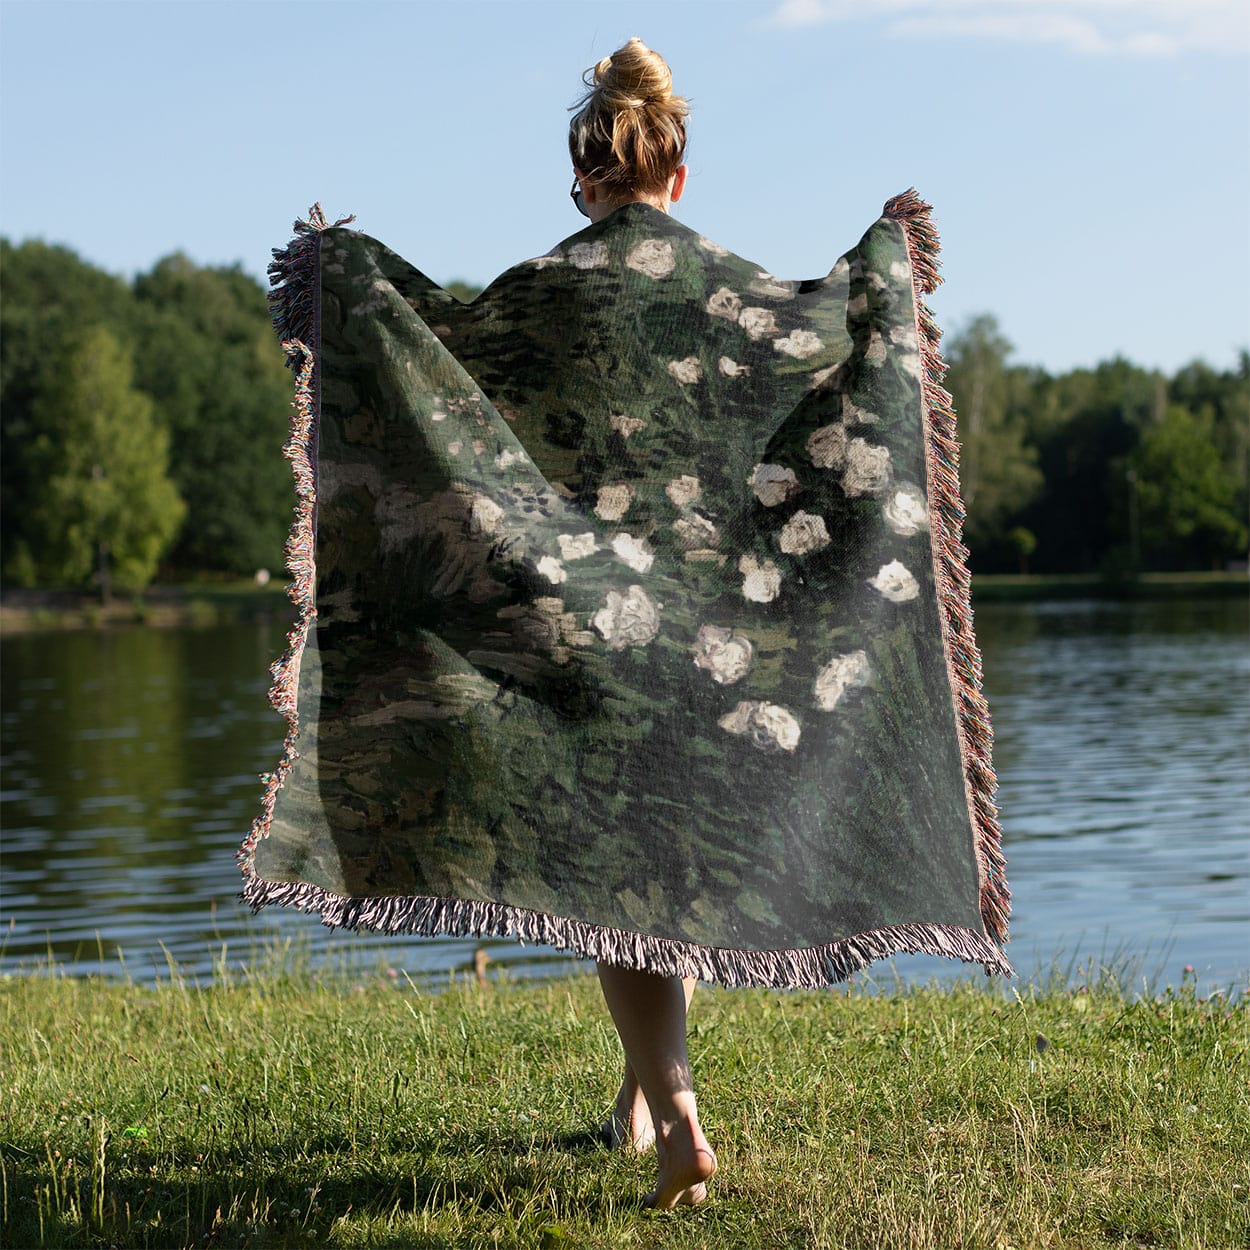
[[594, 36, 673, 109], [569, 38, 689, 196]]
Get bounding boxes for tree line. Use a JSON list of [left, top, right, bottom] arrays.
[[1, 238, 1245, 596]]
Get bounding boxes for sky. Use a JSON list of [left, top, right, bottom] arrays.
[[1, 0, 1247, 376]]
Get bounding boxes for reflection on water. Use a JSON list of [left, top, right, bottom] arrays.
[[1, 597, 1246, 992]]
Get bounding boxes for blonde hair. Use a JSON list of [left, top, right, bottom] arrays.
[[568, 37, 689, 198]]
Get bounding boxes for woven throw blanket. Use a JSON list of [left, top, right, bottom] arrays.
[[238, 191, 1012, 988]]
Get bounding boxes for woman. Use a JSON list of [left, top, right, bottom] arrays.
[[244, 32, 1010, 1222], [566, 36, 718, 1212]]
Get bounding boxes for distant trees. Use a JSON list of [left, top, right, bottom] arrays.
[[1, 240, 292, 593], [0, 235, 1244, 591], [942, 315, 1043, 555], [18, 327, 185, 597], [130, 254, 292, 574], [943, 317, 1247, 574]]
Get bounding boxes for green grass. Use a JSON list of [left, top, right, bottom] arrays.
[[1, 958, 1246, 1249]]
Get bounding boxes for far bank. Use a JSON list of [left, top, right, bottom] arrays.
[[1, 571, 1245, 635]]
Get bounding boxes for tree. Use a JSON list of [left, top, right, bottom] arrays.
[[131, 255, 293, 574], [1021, 357, 1163, 573], [0, 239, 139, 579], [943, 315, 1043, 563], [22, 326, 185, 597], [1129, 405, 1246, 570]]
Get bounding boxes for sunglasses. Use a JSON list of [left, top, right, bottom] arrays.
[[570, 176, 589, 218]]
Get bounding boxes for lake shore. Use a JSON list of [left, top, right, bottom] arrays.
[[1, 570, 1245, 634], [2, 967, 1243, 1249]]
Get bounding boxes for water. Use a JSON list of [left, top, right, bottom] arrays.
[[2, 598, 1246, 993]]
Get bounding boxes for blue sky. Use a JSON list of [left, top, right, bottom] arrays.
[[2, 0, 1246, 374]]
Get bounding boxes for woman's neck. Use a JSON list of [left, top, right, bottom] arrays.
[[587, 193, 669, 225]]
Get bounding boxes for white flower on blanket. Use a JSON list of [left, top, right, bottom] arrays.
[[668, 357, 703, 385], [626, 239, 676, 279], [665, 475, 702, 507], [537, 555, 567, 584], [772, 329, 824, 359], [778, 510, 831, 555], [557, 532, 598, 560], [697, 236, 730, 256], [611, 532, 655, 573], [738, 307, 780, 341], [813, 649, 871, 710], [883, 484, 929, 537], [673, 513, 720, 548], [750, 463, 800, 507], [568, 241, 609, 269], [842, 439, 892, 497], [592, 585, 661, 649], [719, 357, 751, 378], [806, 423, 848, 470], [718, 700, 801, 752], [738, 554, 782, 602], [869, 559, 920, 603], [693, 624, 753, 685], [610, 413, 647, 438], [469, 494, 505, 536], [706, 287, 743, 321], [594, 482, 635, 521]]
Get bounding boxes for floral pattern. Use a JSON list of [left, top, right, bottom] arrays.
[[717, 700, 801, 752], [693, 624, 754, 684]]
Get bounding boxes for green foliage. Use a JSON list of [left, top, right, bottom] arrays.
[[1130, 405, 1247, 568], [0, 239, 139, 580], [19, 327, 185, 595], [942, 316, 1249, 574], [945, 315, 1043, 555], [131, 254, 294, 574], [1, 240, 292, 585], [1, 968, 1244, 1249]]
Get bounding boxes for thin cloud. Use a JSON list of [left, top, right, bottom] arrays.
[[766, 0, 1249, 56]]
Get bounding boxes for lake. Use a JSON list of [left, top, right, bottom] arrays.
[[2, 597, 1246, 995]]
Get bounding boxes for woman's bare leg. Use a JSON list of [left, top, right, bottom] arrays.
[[596, 963, 717, 1208], [601, 977, 696, 1151]]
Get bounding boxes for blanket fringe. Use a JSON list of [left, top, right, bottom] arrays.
[[883, 188, 1011, 947], [238, 204, 350, 877], [241, 873, 1013, 988]]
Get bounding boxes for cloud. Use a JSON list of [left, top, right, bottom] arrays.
[[766, 0, 1250, 57]]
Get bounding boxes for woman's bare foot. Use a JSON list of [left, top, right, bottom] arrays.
[[601, 1074, 655, 1151], [644, 1115, 717, 1209]]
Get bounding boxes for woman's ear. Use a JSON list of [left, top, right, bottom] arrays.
[[669, 164, 688, 203], [575, 168, 599, 205]]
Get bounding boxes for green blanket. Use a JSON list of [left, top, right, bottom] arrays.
[[238, 191, 1012, 987]]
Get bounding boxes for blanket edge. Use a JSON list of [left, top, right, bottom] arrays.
[[883, 188, 1011, 947], [241, 872, 1013, 987]]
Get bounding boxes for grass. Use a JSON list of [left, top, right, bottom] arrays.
[[1, 956, 1246, 1250]]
